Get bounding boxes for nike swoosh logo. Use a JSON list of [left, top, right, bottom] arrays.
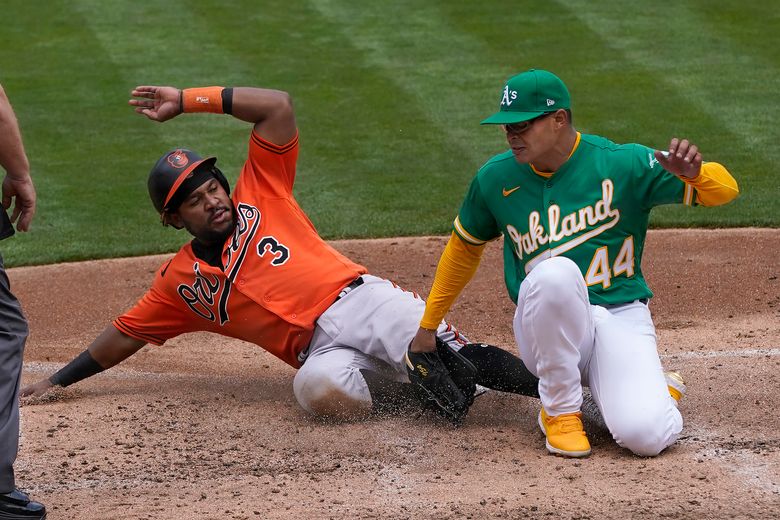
[[503, 186, 521, 197], [160, 259, 173, 277]]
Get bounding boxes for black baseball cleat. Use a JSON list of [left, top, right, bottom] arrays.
[[0, 489, 46, 519]]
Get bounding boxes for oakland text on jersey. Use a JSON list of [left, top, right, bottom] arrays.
[[506, 179, 620, 272]]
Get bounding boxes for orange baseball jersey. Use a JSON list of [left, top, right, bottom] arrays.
[[113, 131, 367, 367]]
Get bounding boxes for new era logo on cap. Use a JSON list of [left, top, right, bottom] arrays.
[[547, 99, 555, 106]]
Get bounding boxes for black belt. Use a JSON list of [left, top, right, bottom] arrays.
[[335, 276, 364, 301]]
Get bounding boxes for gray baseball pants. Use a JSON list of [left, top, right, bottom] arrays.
[[0, 254, 27, 492]]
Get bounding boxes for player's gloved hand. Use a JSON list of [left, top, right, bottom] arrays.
[[435, 337, 478, 405], [405, 336, 478, 425]]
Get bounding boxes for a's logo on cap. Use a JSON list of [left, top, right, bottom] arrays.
[[501, 85, 518, 107], [546, 99, 555, 106], [167, 150, 189, 169]]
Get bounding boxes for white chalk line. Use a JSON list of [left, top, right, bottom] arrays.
[[661, 347, 780, 360], [23, 347, 780, 379]]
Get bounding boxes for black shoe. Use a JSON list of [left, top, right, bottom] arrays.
[[0, 489, 46, 519]]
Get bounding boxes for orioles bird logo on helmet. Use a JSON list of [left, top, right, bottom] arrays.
[[167, 150, 190, 169]]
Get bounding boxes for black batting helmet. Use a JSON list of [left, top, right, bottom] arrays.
[[148, 149, 231, 220]]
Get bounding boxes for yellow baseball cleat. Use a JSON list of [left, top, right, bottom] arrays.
[[538, 408, 591, 458], [665, 371, 686, 403]]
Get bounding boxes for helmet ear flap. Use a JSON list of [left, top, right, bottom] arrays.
[[160, 210, 184, 229]]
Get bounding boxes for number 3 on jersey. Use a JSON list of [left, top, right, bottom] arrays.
[[257, 236, 290, 266], [585, 236, 634, 289]]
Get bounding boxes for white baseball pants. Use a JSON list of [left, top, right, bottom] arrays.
[[513, 256, 682, 456], [293, 275, 466, 419]]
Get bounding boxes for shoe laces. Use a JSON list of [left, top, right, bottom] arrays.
[[553, 413, 584, 433]]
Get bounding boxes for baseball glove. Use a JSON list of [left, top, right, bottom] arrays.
[[405, 337, 478, 425]]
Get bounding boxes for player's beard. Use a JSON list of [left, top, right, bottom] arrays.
[[186, 203, 237, 246]]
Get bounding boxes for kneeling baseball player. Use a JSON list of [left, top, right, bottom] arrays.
[[410, 69, 739, 457], [21, 84, 540, 423]]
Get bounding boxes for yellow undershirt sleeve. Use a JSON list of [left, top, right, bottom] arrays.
[[684, 162, 739, 207], [419, 232, 486, 330]]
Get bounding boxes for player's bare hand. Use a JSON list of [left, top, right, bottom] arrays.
[[654, 138, 702, 179], [129, 86, 181, 122], [2, 175, 36, 231], [20, 378, 55, 399], [409, 327, 437, 353]]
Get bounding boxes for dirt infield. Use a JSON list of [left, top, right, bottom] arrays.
[[12, 229, 780, 519]]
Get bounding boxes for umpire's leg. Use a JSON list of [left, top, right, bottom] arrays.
[[0, 256, 28, 493]]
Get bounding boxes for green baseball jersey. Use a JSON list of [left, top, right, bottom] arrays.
[[455, 133, 696, 305]]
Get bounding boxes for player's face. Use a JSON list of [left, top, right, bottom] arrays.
[[173, 178, 235, 245], [502, 112, 558, 164]]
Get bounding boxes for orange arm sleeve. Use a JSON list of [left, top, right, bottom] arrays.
[[419, 232, 486, 330]]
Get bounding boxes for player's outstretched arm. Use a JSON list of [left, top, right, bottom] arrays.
[[128, 85, 296, 146], [20, 325, 146, 399], [411, 233, 487, 353], [231, 87, 295, 144]]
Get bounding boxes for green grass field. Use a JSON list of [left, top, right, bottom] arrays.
[[1, 0, 776, 266]]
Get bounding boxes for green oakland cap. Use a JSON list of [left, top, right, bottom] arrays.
[[481, 69, 571, 125]]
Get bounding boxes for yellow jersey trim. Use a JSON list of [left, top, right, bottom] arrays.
[[453, 216, 488, 245]]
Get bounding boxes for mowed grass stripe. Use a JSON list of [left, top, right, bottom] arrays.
[[429, 2, 746, 226], [165, 2, 408, 237], [438, 0, 766, 226], [71, 0, 259, 175], [194, 1, 480, 237], [1, 1, 775, 267], [1, 1, 171, 265], [560, 0, 776, 160], [63, 0, 302, 259], [556, 0, 774, 226], [78, 0, 482, 238], [309, 0, 504, 166], [301, 0, 530, 235]]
